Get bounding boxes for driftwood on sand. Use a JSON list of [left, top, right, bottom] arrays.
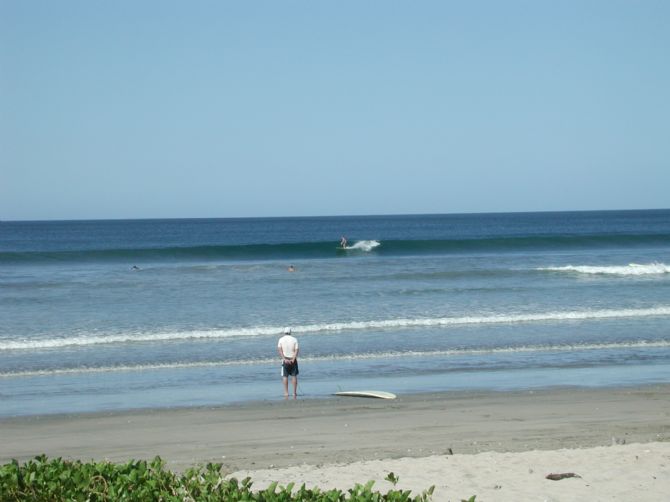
[[546, 472, 581, 481]]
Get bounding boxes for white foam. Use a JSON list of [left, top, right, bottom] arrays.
[[2, 306, 670, 351], [2, 340, 669, 378], [298, 306, 670, 334], [539, 263, 670, 276], [0, 326, 282, 351], [348, 240, 380, 251]]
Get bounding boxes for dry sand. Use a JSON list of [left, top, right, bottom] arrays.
[[231, 442, 670, 501], [2, 385, 669, 500]]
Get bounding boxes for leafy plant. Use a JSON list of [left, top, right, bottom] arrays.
[[0, 455, 441, 501], [385, 472, 399, 486]]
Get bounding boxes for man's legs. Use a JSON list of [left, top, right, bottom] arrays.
[[291, 376, 298, 399], [282, 376, 289, 399]]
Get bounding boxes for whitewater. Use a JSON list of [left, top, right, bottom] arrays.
[[3, 305, 669, 351]]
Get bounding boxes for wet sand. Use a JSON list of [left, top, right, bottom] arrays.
[[1, 385, 668, 476]]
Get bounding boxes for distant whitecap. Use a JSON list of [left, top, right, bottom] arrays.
[[539, 262, 669, 276]]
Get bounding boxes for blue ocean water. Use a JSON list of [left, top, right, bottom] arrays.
[[1, 210, 669, 417]]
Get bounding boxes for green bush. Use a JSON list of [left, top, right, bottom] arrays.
[[0, 455, 437, 501]]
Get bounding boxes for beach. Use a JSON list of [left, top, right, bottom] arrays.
[[2, 385, 669, 500], [4, 0, 670, 497], [2, 213, 669, 499], [232, 442, 670, 501]]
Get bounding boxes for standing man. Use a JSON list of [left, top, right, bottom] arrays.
[[278, 327, 299, 399]]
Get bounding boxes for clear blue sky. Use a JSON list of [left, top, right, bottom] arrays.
[[1, 1, 668, 220]]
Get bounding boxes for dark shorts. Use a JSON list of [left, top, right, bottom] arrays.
[[281, 360, 299, 377]]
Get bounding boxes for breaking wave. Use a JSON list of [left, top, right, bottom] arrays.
[[3, 305, 669, 351], [3, 233, 669, 264], [540, 263, 670, 276], [2, 340, 669, 378], [344, 240, 381, 252]]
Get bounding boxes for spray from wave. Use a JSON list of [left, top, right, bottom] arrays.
[[539, 262, 670, 276], [346, 240, 381, 252]]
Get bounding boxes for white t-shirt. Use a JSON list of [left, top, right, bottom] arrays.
[[278, 335, 299, 358]]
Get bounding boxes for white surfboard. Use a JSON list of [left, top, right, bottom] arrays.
[[334, 390, 396, 399]]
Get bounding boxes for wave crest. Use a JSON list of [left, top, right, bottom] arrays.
[[4, 233, 669, 264], [2, 340, 669, 378], [346, 240, 381, 252], [2, 306, 669, 351], [540, 262, 670, 276]]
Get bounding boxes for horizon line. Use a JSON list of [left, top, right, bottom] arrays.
[[2, 207, 669, 224]]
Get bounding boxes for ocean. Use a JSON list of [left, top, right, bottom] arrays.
[[1, 210, 669, 417]]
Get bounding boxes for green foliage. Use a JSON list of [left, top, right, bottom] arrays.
[[0, 455, 180, 501], [0, 456, 438, 501]]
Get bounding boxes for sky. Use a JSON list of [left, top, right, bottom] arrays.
[[1, 1, 668, 220]]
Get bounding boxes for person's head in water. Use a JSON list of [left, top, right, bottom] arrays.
[[288, 265, 295, 272]]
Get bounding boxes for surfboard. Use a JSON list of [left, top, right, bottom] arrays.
[[334, 390, 397, 399]]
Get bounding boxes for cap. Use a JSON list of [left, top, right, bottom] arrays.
[[283, 327, 292, 334]]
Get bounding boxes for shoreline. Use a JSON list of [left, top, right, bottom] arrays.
[[3, 380, 668, 421], [2, 384, 669, 474]]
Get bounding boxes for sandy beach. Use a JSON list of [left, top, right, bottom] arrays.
[[2, 385, 669, 500], [231, 443, 670, 501]]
